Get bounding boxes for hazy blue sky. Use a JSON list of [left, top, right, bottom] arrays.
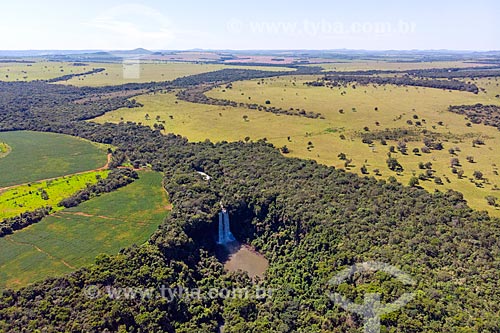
[[1, 0, 498, 50]]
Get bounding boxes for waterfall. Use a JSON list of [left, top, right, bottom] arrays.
[[218, 212, 225, 244], [223, 209, 235, 242], [217, 209, 235, 244]]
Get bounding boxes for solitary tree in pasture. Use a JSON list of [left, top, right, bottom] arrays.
[[386, 157, 403, 172], [474, 170, 484, 180], [409, 176, 419, 187]]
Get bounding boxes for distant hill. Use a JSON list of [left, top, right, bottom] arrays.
[[0, 48, 153, 59], [115, 48, 153, 55], [0, 50, 100, 57]]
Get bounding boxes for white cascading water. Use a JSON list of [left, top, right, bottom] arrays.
[[217, 208, 235, 244]]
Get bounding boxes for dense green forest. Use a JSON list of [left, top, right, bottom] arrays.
[[0, 67, 499, 332]]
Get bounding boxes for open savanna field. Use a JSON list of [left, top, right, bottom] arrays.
[[95, 73, 500, 215], [311, 60, 488, 72], [0, 171, 169, 289], [0, 170, 109, 220], [469, 77, 500, 99], [0, 61, 92, 81], [56, 62, 293, 86], [0, 131, 108, 187]]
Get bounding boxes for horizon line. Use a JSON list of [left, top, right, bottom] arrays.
[[1, 48, 500, 53]]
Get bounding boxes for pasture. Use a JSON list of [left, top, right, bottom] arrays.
[[0, 170, 109, 220], [312, 60, 487, 72], [470, 77, 500, 99], [94, 74, 500, 215], [57, 62, 293, 86], [206, 76, 500, 214], [94, 89, 321, 142], [0, 171, 169, 289], [0, 131, 107, 187], [0, 61, 90, 81]]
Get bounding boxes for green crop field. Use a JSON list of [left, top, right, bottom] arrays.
[[56, 62, 293, 86], [0, 171, 169, 289], [0, 61, 91, 81], [0, 170, 109, 220], [94, 74, 500, 215], [0, 131, 108, 187]]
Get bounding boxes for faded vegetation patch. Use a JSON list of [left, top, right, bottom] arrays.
[[0, 142, 11, 158]]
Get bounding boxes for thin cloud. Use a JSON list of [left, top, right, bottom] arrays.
[[84, 4, 175, 49]]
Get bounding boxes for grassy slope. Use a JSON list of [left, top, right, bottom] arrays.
[[469, 77, 500, 99], [0, 171, 169, 289], [206, 76, 500, 214], [56, 62, 293, 86], [0, 131, 107, 187], [94, 90, 320, 142], [312, 60, 487, 72], [0, 60, 482, 83], [95, 75, 500, 215], [0, 170, 109, 220], [0, 62, 91, 81]]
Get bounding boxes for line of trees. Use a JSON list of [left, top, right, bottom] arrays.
[[0, 206, 52, 238], [306, 75, 480, 93], [177, 87, 323, 119], [45, 68, 106, 83], [58, 168, 139, 208]]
